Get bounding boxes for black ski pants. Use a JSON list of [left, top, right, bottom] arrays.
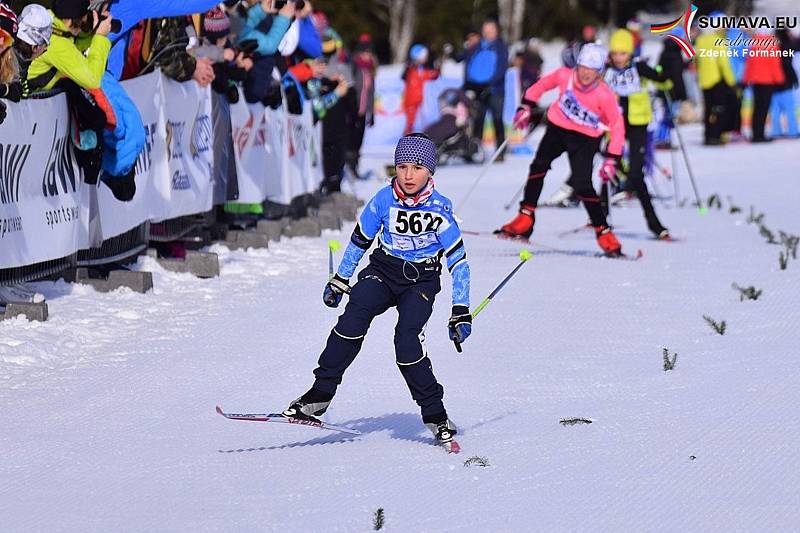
[[522, 124, 608, 228], [625, 124, 666, 235], [312, 251, 447, 420], [750, 84, 775, 141]]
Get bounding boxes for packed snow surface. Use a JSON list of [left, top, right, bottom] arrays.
[[2, 125, 799, 531]]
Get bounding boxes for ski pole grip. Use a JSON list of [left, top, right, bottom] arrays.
[[454, 339, 462, 353]]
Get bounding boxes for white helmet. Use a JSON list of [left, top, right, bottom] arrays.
[[576, 43, 608, 72], [17, 4, 52, 47]]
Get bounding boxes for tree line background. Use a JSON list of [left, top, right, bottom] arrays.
[[10, 0, 750, 63]]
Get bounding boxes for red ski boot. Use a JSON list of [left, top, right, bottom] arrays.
[[594, 225, 622, 256], [495, 204, 535, 241]]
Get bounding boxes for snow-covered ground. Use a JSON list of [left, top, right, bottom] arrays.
[[2, 125, 799, 532]]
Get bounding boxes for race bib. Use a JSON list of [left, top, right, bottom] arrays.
[[604, 67, 642, 97], [388, 207, 449, 251], [558, 90, 602, 129]]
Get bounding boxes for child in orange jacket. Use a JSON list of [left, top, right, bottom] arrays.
[[402, 44, 440, 134]]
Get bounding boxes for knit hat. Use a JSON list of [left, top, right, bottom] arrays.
[[203, 7, 230, 41], [52, 0, 90, 20], [17, 4, 52, 47], [321, 28, 341, 55], [395, 133, 437, 176], [0, 3, 18, 41], [576, 43, 608, 72], [409, 44, 428, 63], [609, 29, 634, 54]]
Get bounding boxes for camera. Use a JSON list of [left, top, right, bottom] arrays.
[[273, 0, 306, 11], [87, 0, 122, 34]]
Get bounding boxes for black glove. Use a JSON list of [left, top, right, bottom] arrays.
[[448, 305, 472, 344], [323, 274, 350, 308]]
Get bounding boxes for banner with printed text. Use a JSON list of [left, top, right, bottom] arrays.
[[0, 95, 89, 269]]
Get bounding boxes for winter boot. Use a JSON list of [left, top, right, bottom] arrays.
[[545, 183, 578, 207], [283, 388, 334, 420], [594, 225, 623, 256], [496, 204, 535, 240]]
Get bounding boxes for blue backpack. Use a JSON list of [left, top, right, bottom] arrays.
[[466, 47, 497, 85]]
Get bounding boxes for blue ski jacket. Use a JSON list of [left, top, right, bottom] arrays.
[[337, 184, 470, 307]]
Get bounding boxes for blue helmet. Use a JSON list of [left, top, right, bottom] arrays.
[[409, 44, 429, 62], [395, 133, 437, 175]]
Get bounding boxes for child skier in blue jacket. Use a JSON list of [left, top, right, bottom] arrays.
[[285, 133, 472, 447]]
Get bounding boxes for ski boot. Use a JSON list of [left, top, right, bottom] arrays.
[[594, 225, 623, 256], [545, 184, 578, 207], [495, 204, 535, 241], [283, 388, 333, 421], [424, 416, 460, 453], [646, 216, 671, 241], [655, 229, 673, 241]]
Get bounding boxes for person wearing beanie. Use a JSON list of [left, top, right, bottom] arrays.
[[402, 44, 439, 134], [194, 6, 252, 104], [283, 132, 470, 451], [27, 0, 113, 91], [11, 4, 52, 101], [497, 43, 628, 256], [604, 28, 671, 240]]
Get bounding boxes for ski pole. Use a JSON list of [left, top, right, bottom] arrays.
[[328, 240, 341, 280], [663, 90, 705, 214], [503, 182, 525, 211], [456, 137, 510, 212], [454, 249, 533, 352]]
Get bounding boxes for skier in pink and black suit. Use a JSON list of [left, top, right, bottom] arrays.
[[496, 43, 626, 256]]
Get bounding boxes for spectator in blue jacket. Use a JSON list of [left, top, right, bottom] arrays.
[[238, 0, 294, 103], [456, 19, 509, 160]]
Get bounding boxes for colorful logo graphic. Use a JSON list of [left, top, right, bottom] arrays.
[[651, 4, 699, 58]]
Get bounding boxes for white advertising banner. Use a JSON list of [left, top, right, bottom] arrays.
[[229, 96, 269, 204], [159, 77, 214, 219], [96, 70, 170, 239], [263, 106, 291, 206], [0, 95, 89, 269], [287, 103, 323, 198]]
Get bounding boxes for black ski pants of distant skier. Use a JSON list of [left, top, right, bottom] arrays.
[[624, 124, 667, 235], [750, 84, 775, 141], [472, 86, 506, 154], [521, 124, 608, 228], [703, 81, 730, 143], [312, 250, 447, 422]]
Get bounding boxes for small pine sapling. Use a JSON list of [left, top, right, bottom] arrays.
[[373, 508, 385, 531], [559, 417, 593, 426], [731, 283, 762, 301], [663, 348, 678, 371], [779, 251, 789, 270], [463, 456, 490, 467], [703, 315, 727, 335]]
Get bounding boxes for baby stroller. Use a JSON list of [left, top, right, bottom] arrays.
[[423, 88, 485, 165]]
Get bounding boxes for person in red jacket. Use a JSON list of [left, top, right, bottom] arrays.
[[743, 30, 785, 142], [497, 43, 626, 256], [402, 44, 439, 134]]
